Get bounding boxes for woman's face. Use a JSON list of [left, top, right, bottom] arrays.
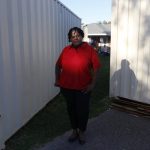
[[70, 30, 83, 47]]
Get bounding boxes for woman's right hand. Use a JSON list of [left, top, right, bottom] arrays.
[[54, 81, 59, 87]]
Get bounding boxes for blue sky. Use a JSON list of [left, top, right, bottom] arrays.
[[59, 0, 112, 24]]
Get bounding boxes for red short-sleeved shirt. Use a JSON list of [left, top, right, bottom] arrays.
[[56, 42, 101, 90]]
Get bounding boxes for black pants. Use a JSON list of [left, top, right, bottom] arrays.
[[61, 88, 91, 132]]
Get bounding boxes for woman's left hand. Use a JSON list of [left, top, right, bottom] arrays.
[[82, 83, 95, 93]]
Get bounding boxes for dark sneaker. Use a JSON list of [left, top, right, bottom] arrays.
[[68, 130, 78, 142], [78, 131, 86, 145]]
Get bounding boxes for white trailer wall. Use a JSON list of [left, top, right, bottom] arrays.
[[110, 0, 150, 104], [0, 0, 81, 149]]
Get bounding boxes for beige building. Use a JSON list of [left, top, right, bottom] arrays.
[[82, 23, 111, 48]]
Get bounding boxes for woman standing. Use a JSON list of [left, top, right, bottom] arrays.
[[55, 27, 101, 145]]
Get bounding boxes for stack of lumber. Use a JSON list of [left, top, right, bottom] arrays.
[[111, 97, 150, 118]]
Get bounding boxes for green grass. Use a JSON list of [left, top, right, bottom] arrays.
[[5, 54, 110, 150], [90, 54, 111, 117]]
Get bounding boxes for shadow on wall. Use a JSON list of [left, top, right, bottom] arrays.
[[110, 59, 138, 99], [112, 0, 150, 100]]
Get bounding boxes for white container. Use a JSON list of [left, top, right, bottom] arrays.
[[110, 0, 150, 104], [0, 0, 81, 149]]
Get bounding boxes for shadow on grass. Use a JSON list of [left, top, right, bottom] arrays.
[[5, 54, 111, 150]]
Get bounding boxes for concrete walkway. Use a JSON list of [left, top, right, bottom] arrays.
[[37, 109, 150, 150]]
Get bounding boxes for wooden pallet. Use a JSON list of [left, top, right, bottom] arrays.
[[111, 97, 150, 118]]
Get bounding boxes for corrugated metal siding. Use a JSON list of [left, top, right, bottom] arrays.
[[110, 0, 150, 104], [0, 0, 81, 149]]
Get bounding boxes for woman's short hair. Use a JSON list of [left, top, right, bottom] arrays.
[[68, 27, 84, 42]]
